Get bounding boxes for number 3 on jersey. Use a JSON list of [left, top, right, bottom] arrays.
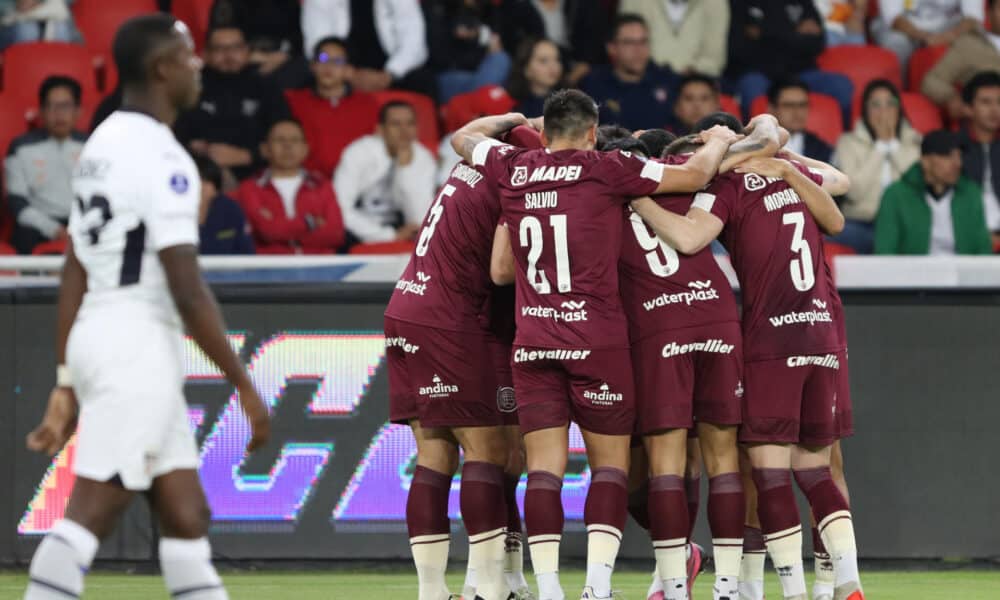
[[519, 215, 571, 294], [415, 184, 455, 256], [783, 211, 815, 291]]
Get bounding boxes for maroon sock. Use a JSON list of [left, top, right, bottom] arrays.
[[407, 465, 452, 538], [525, 470, 564, 538], [812, 526, 828, 555], [743, 525, 765, 553], [584, 467, 629, 538], [708, 472, 745, 540], [751, 468, 800, 536], [794, 467, 850, 530], [648, 474, 689, 543], [461, 461, 507, 538], [504, 474, 523, 536], [685, 474, 701, 539], [627, 482, 651, 532]]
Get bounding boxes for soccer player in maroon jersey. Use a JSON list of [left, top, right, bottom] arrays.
[[630, 123, 864, 600], [384, 114, 542, 600], [450, 89, 741, 600]]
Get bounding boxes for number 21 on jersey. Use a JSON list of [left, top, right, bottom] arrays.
[[519, 214, 571, 294]]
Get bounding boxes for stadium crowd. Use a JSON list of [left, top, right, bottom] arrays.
[[2, 0, 1000, 258]]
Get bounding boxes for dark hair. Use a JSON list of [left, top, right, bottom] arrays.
[[692, 111, 745, 135], [962, 71, 1000, 104], [39, 75, 81, 107], [543, 89, 599, 140], [194, 154, 222, 190], [637, 129, 676, 159], [267, 117, 305, 137], [860, 78, 905, 139], [312, 36, 349, 62], [206, 24, 245, 46], [506, 37, 563, 101], [112, 14, 181, 87], [677, 73, 719, 97], [767, 77, 810, 106], [609, 13, 647, 42], [600, 136, 649, 158], [596, 124, 632, 149], [378, 100, 415, 124]]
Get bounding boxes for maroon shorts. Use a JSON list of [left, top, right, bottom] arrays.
[[512, 346, 635, 435], [385, 317, 503, 428], [632, 323, 744, 435], [740, 350, 850, 447], [487, 338, 519, 426]]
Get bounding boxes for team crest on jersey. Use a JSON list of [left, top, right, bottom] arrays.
[[744, 173, 766, 192], [497, 386, 517, 413], [512, 165, 528, 186], [169, 173, 189, 194]]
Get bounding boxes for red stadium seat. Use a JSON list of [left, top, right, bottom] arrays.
[[719, 94, 741, 119], [907, 45, 948, 92], [172, 0, 215, 53], [823, 241, 856, 280], [372, 90, 441, 156], [349, 241, 417, 255], [0, 241, 15, 255], [817, 45, 902, 94], [73, 0, 159, 60], [442, 85, 515, 134], [2, 43, 100, 111], [0, 95, 30, 156], [31, 239, 67, 256], [901, 92, 944, 133], [749, 93, 844, 147]]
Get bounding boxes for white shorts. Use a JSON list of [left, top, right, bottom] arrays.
[[67, 314, 199, 491]]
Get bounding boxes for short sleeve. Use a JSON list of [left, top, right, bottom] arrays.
[[599, 150, 662, 197], [144, 155, 201, 251], [690, 176, 738, 225]]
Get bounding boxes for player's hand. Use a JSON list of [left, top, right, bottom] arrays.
[[396, 223, 420, 241], [27, 386, 78, 456], [734, 157, 791, 179], [744, 113, 778, 134], [237, 381, 271, 454], [700, 125, 741, 146], [527, 116, 544, 132]]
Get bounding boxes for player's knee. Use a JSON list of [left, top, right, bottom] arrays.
[[162, 501, 212, 539]]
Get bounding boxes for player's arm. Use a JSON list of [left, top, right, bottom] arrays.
[[27, 241, 86, 455], [777, 148, 851, 196], [160, 245, 270, 452], [451, 112, 529, 164], [736, 157, 845, 235], [655, 126, 740, 193], [718, 114, 783, 173], [630, 197, 724, 255], [490, 223, 516, 285]]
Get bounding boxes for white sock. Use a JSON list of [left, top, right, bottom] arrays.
[[653, 537, 687, 599], [504, 532, 530, 592], [765, 526, 806, 599], [738, 551, 765, 600], [411, 534, 451, 600], [469, 527, 507, 600], [159, 537, 228, 599], [647, 568, 664, 598], [818, 512, 861, 590], [813, 550, 835, 597], [529, 534, 563, 600], [464, 565, 477, 598], [585, 525, 622, 598], [25, 519, 99, 600]]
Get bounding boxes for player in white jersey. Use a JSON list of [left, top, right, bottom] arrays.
[[23, 15, 269, 600]]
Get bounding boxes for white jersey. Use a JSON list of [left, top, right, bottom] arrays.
[[70, 110, 200, 329]]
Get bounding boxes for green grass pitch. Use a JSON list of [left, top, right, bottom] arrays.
[[1, 569, 999, 599]]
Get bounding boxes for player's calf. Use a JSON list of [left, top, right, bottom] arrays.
[[751, 465, 808, 600], [503, 426, 531, 596], [644, 429, 689, 600]]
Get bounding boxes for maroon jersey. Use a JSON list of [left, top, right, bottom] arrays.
[[619, 194, 740, 343], [385, 161, 500, 333], [693, 167, 845, 361], [473, 139, 664, 349]]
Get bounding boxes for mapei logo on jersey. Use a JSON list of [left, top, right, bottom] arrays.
[[521, 303, 588, 322], [525, 165, 583, 185], [769, 308, 833, 327], [497, 386, 517, 413], [584, 382, 623, 406], [661, 338, 735, 358], [514, 347, 593, 363], [763, 188, 802, 212], [395, 272, 430, 296], [642, 281, 719, 311], [419, 374, 459, 398], [786, 354, 840, 369], [385, 336, 419, 354]]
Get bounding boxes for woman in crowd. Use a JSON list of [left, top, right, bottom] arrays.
[[505, 37, 563, 117]]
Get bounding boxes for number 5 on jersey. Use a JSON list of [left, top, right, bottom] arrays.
[[519, 214, 571, 294]]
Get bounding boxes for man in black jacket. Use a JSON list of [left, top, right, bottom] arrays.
[[959, 70, 1000, 245], [768, 78, 833, 163], [725, 0, 853, 126], [175, 25, 291, 185]]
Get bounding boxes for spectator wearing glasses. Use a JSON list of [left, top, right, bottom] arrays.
[[832, 79, 922, 253], [617, 0, 729, 77], [285, 36, 379, 177], [768, 78, 832, 162], [581, 13, 676, 131], [5, 75, 85, 254], [195, 155, 255, 255], [175, 25, 292, 185], [506, 37, 564, 117]]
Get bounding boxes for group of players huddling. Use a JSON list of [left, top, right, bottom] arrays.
[[385, 89, 863, 600]]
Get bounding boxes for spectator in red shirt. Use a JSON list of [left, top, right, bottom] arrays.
[[236, 118, 346, 254], [285, 36, 379, 177]]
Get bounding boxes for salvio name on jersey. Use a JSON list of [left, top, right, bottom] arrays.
[[529, 165, 582, 184]]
